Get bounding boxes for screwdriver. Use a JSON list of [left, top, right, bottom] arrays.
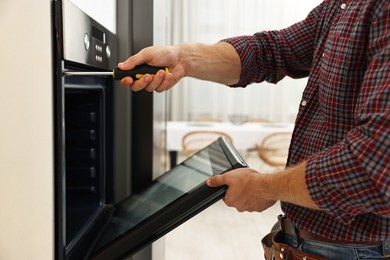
[[63, 64, 169, 81]]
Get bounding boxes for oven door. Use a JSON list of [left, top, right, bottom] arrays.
[[85, 137, 247, 260]]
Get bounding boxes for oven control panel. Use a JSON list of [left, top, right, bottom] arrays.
[[62, 0, 117, 70]]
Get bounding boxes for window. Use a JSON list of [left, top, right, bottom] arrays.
[[167, 0, 322, 123]]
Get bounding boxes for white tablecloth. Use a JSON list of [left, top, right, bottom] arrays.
[[166, 121, 295, 151]]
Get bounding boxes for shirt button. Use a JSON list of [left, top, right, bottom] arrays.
[[301, 100, 308, 107], [341, 3, 347, 10]]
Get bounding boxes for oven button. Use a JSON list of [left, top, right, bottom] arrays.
[[84, 33, 90, 51], [106, 45, 111, 58], [96, 55, 103, 62]]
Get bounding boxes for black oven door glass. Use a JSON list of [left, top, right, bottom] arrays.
[[90, 137, 247, 260]]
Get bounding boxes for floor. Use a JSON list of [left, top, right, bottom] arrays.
[[161, 152, 283, 260]]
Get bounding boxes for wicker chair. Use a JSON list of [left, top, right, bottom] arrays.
[[256, 132, 292, 167], [182, 130, 233, 158], [191, 117, 224, 122]]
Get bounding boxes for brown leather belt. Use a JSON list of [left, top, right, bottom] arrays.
[[278, 215, 383, 246]]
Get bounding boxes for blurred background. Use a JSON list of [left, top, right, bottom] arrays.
[[163, 0, 321, 124], [158, 1, 322, 260]]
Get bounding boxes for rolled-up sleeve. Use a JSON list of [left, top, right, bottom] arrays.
[[221, 3, 323, 87]]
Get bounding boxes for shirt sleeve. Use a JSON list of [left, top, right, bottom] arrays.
[[221, 3, 325, 87], [305, 5, 390, 224]]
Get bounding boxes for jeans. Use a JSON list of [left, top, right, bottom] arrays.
[[284, 233, 390, 259]]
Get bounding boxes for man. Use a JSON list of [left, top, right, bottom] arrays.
[[119, 0, 389, 259]]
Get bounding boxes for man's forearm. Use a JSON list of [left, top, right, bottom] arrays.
[[264, 162, 320, 210], [178, 42, 241, 85]]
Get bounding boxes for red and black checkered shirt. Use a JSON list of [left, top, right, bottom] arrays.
[[223, 0, 389, 242]]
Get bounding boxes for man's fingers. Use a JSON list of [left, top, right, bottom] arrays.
[[155, 73, 174, 93], [206, 175, 227, 187], [120, 76, 134, 87], [118, 52, 147, 71], [118, 59, 136, 71], [129, 75, 153, 92], [145, 70, 167, 92]]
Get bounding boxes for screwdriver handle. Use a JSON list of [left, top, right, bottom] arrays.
[[113, 64, 168, 81]]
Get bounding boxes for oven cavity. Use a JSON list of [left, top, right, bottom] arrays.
[[65, 87, 105, 246]]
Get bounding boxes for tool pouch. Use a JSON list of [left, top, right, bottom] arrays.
[[261, 231, 329, 260]]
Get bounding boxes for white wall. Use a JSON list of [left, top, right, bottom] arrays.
[[0, 1, 54, 260]]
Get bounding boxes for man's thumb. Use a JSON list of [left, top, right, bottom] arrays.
[[206, 175, 226, 187]]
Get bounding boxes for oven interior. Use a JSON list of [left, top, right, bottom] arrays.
[[65, 85, 106, 246]]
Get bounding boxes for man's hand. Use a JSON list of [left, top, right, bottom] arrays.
[[118, 42, 241, 92], [207, 162, 320, 212], [118, 45, 185, 92], [207, 168, 277, 212]]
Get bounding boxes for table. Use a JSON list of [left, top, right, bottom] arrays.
[[166, 121, 294, 167]]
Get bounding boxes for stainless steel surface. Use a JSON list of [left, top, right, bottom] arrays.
[[63, 71, 113, 76], [63, 0, 90, 65], [62, 0, 117, 70]]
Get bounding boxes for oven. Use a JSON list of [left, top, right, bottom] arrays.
[[53, 1, 248, 260], [54, 1, 167, 259], [54, 1, 119, 258]]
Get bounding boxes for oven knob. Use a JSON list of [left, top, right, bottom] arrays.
[[106, 45, 111, 58], [84, 33, 90, 51]]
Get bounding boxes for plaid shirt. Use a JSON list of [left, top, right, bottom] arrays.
[[223, 0, 389, 242]]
